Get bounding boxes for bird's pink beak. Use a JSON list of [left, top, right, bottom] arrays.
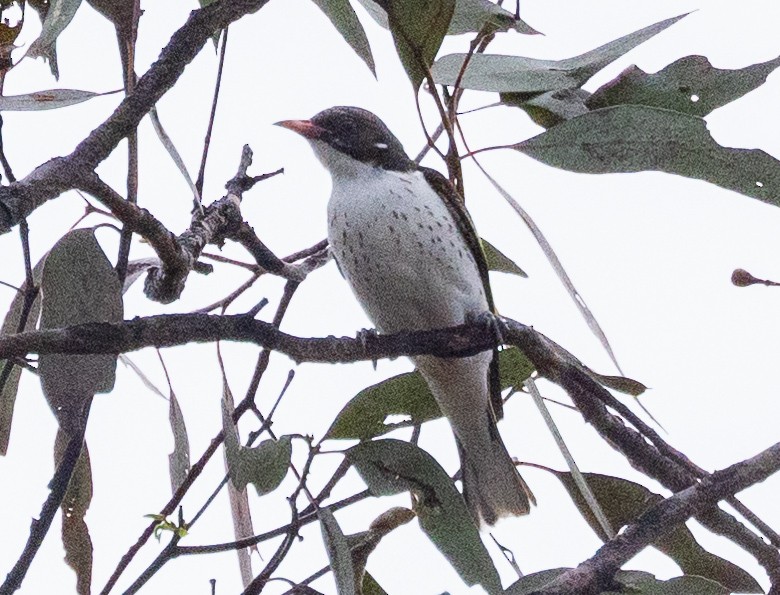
[[274, 119, 325, 140]]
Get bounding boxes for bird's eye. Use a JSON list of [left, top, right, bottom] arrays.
[[374, 142, 388, 150]]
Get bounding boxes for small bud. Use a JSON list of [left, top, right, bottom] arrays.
[[732, 268, 780, 287]]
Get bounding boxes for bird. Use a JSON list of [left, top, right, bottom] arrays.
[[277, 106, 534, 525]]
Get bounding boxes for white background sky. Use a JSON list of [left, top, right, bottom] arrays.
[[1, 1, 780, 593]]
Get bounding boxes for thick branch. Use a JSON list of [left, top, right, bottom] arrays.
[[536, 441, 780, 595], [0, 313, 498, 363], [0, 0, 271, 232]]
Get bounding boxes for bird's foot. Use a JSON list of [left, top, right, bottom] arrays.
[[466, 310, 507, 348], [357, 327, 379, 370]]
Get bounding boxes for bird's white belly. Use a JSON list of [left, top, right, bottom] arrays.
[[327, 169, 488, 334]]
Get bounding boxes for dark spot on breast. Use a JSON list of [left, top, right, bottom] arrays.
[[414, 206, 421, 212], [417, 223, 424, 229], [458, 249, 463, 258], [342, 230, 348, 242], [388, 225, 395, 234], [358, 231, 365, 248], [436, 221, 444, 228], [392, 211, 399, 219], [427, 225, 433, 231], [401, 212, 408, 221]]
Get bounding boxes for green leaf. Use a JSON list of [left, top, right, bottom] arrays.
[[553, 471, 762, 594], [25, 0, 84, 79], [447, 0, 540, 35], [222, 400, 292, 495], [504, 568, 570, 594], [38, 229, 124, 428], [0, 258, 45, 455], [311, 0, 376, 76], [355, 0, 537, 36], [325, 371, 438, 440], [515, 104, 780, 208], [587, 54, 780, 117], [502, 88, 591, 128], [379, 0, 455, 89], [347, 439, 501, 594], [325, 348, 533, 441], [361, 572, 389, 595], [482, 238, 527, 277], [432, 13, 687, 92], [611, 571, 729, 595], [167, 387, 191, 495], [56, 430, 93, 595], [319, 507, 357, 595]]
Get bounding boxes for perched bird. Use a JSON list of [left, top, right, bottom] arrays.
[[277, 106, 534, 525]]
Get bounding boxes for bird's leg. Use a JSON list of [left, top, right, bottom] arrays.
[[356, 327, 379, 370]]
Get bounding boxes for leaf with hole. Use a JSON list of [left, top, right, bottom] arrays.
[[515, 104, 780, 208], [347, 439, 501, 594], [324, 347, 533, 440], [56, 429, 93, 595], [587, 54, 780, 117]]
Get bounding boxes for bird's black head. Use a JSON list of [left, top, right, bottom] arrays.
[[278, 106, 414, 172]]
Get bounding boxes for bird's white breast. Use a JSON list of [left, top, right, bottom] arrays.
[[326, 165, 488, 334]]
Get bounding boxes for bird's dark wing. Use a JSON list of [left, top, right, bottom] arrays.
[[419, 167, 503, 419]]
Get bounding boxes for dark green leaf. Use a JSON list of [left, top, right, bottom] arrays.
[[515, 104, 780, 208], [39, 229, 123, 428], [56, 430, 93, 595], [222, 400, 292, 495], [482, 238, 527, 277], [0, 258, 44, 455], [498, 347, 534, 391], [554, 471, 762, 594], [502, 88, 591, 128], [325, 370, 437, 440], [348, 507, 415, 591], [347, 439, 501, 594], [325, 348, 533, 441], [587, 54, 780, 117], [355, 0, 537, 36], [167, 388, 190, 495], [589, 372, 647, 397], [611, 570, 729, 595], [504, 569, 570, 594], [432, 14, 687, 92], [319, 507, 357, 595], [361, 572, 389, 595], [380, 0, 455, 89], [447, 0, 540, 35], [311, 0, 375, 76]]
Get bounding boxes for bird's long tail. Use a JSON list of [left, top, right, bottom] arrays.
[[458, 415, 535, 526], [416, 353, 535, 526]]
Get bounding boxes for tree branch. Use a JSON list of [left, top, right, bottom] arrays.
[[0, 0, 272, 233], [535, 441, 780, 595]]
